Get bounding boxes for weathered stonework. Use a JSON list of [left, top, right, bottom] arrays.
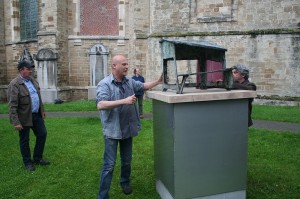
[[0, 0, 299, 104], [0, 1, 6, 86]]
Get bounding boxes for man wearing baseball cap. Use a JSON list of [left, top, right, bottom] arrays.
[[7, 60, 50, 171], [232, 64, 257, 127]]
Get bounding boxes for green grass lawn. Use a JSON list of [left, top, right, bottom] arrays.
[[0, 100, 300, 198], [0, 117, 159, 199], [0, 100, 154, 114], [247, 129, 300, 199], [1, 100, 299, 123], [252, 105, 300, 123], [0, 116, 299, 199]]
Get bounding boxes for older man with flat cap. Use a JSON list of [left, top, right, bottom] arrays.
[[7, 60, 50, 171], [232, 64, 257, 127]]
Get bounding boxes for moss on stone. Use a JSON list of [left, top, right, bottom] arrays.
[[149, 29, 300, 38]]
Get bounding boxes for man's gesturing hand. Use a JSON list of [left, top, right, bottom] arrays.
[[123, 95, 136, 105]]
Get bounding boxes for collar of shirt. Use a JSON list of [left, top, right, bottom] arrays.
[[20, 75, 32, 83], [111, 75, 129, 85], [20, 75, 40, 113]]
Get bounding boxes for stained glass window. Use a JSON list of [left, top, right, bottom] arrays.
[[20, 0, 38, 40]]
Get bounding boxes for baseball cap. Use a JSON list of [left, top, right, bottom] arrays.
[[17, 60, 35, 70]]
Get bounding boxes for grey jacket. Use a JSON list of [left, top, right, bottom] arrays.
[[7, 76, 45, 127], [232, 79, 256, 126]]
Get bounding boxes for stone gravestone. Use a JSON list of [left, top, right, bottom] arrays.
[[35, 48, 58, 103], [88, 44, 109, 99]]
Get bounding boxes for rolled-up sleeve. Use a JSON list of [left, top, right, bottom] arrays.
[[96, 80, 111, 104]]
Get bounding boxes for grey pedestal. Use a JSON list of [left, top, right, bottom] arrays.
[[147, 89, 256, 199]]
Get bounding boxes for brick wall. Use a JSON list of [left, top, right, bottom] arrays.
[[131, 0, 150, 35], [4, 1, 14, 42], [6, 44, 38, 81], [128, 39, 149, 78], [150, 0, 300, 32], [57, 0, 70, 87], [0, 1, 6, 86], [80, 0, 118, 35], [68, 38, 129, 86]]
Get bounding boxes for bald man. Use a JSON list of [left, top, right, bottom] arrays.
[[96, 55, 162, 199]]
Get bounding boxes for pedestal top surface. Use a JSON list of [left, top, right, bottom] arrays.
[[146, 88, 257, 103]]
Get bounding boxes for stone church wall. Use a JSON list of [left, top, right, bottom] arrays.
[[0, 1, 5, 86], [0, 0, 299, 103], [150, 0, 299, 32], [144, 0, 300, 100]]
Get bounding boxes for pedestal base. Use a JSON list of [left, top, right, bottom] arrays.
[[147, 90, 256, 199], [156, 180, 246, 199]]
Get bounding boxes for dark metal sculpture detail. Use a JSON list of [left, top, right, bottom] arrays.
[[19, 47, 35, 66], [160, 39, 233, 94]]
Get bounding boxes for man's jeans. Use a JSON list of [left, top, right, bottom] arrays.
[[98, 137, 132, 199], [19, 113, 47, 165]]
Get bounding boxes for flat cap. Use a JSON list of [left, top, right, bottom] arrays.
[[233, 64, 249, 76], [17, 60, 35, 70]]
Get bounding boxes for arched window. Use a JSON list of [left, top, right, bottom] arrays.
[[19, 0, 38, 40]]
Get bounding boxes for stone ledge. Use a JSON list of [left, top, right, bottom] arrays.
[[68, 35, 128, 40], [149, 29, 300, 38], [146, 88, 257, 103]]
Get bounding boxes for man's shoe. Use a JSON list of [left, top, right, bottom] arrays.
[[121, 184, 132, 195], [34, 159, 50, 166], [25, 164, 36, 171]]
